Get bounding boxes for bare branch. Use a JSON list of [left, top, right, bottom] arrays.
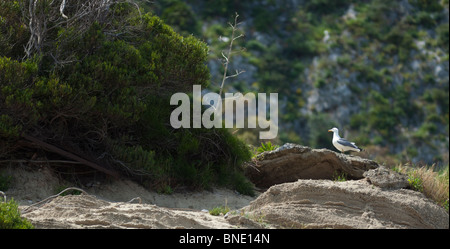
[[60, 0, 68, 19], [218, 12, 245, 97], [225, 69, 246, 80], [22, 187, 89, 214], [221, 51, 229, 63], [232, 34, 244, 41]]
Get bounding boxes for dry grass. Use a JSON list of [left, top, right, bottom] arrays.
[[395, 164, 449, 211]]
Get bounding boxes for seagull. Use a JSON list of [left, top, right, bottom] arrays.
[[328, 127, 362, 153]]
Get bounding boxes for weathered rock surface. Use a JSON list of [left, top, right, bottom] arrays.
[[245, 143, 379, 188], [240, 179, 449, 229], [363, 166, 409, 189]]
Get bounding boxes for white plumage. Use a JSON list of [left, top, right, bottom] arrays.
[[328, 127, 362, 153]]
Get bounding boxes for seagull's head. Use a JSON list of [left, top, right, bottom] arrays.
[[328, 127, 339, 133]]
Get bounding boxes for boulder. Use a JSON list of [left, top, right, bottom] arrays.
[[245, 143, 379, 188], [363, 166, 409, 189], [240, 179, 449, 229]]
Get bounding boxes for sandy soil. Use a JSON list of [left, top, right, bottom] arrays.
[[2, 165, 447, 229], [2, 165, 260, 228], [3, 165, 256, 209]]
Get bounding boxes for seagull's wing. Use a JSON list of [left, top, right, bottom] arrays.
[[337, 138, 359, 149]]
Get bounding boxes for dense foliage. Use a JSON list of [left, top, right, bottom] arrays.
[[149, 0, 449, 165], [0, 198, 34, 229], [0, 0, 253, 195]]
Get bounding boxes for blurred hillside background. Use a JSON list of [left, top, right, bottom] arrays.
[[0, 0, 448, 196], [144, 0, 449, 166]]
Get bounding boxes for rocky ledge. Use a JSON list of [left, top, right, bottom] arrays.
[[245, 143, 379, 188]]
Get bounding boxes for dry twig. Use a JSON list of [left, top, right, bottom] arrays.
[[21, 187, 89, 214], [218, 12, 246, 97]]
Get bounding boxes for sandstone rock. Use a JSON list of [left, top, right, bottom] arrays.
[[363, 166, 409, 189], [245, 143, 379, 188], [241, 179, 449, 229]]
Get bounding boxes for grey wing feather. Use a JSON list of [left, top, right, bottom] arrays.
[[337, 138, 359, 149]]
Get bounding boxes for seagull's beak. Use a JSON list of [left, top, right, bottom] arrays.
[[328, 129, 332, 132]]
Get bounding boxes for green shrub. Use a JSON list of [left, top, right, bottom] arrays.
[[230, 171, 255, 196], [0, 1, 254, 195], [407, 170, 424, 192], [159, 0, 201, 36], [209, 206, 230, 216], [0, 198, 34, 229], [0, 1, 29, 59]]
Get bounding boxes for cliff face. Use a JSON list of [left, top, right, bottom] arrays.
[[150, 0, 449, 165]]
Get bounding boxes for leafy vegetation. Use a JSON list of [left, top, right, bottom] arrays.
[[0, 198, 34, 229], [209, 205, 230, 216], [254, 141, 279, 155], [407, 170, 425, 192], [0, 0, 253, 195], [333, 171, 348, 182]]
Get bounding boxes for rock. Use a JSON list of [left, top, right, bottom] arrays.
[[245, 143, 379, 188], [242, 179, 449, 229], [363, 166, 409, 189]]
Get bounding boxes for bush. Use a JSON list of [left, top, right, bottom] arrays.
[[0, 1, 29, 59], [0, 199, 34, 229], [0, 1, 254, 195], [407, 171, 424, 192], [159, 0, 201, 36], [209, 206, 230, 216]]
